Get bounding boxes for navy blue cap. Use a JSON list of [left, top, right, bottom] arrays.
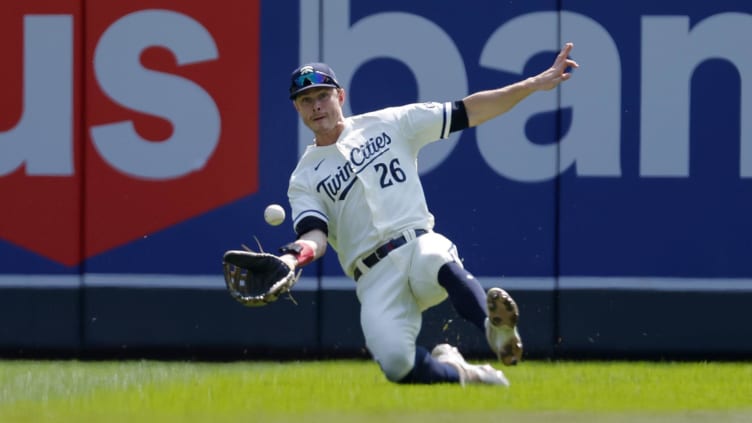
[[289, 63, 341, 99]]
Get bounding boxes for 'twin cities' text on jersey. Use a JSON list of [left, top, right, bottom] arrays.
[[316, 132, 392, 202], [288, 101, 453, 275]]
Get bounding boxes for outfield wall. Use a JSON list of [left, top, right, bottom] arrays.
[[1, 0, 751, 360]]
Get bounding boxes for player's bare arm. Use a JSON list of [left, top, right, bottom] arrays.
[[279, 229, 328, 269], [463, 42, 578, 128]]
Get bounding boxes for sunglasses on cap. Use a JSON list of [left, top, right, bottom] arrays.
[[290, 71, 340, 92]]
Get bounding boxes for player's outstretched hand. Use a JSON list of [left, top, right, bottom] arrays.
[[534, 42, 579, 91]]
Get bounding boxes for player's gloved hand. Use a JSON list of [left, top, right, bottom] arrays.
[[222, 247, 300, 307]]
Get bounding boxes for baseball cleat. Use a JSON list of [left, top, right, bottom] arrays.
[[431, 343, 510, 387], [485, 287, 523, 366]]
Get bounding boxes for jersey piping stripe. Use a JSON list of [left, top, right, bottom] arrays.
[[293, 209, 328, 224], [439, 102, 449, 139]]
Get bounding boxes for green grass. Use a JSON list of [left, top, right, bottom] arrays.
[[1, 359, 750, 422]]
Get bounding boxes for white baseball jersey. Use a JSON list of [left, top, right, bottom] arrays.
[[288, 101, 454, 276]]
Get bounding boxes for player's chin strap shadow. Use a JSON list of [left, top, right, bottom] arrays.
[[241, 236, 301, 306]]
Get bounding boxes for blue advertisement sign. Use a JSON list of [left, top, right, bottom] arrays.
[[1, 0, 750, 293]]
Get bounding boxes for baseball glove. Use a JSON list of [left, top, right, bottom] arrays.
[[222, 247, 300, 307]]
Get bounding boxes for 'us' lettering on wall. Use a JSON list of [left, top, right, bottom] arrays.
[[0, 1, 260, 266]]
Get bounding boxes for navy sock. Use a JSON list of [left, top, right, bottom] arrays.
[[437, 261, 487, 331], [398, 346, 460, 384]]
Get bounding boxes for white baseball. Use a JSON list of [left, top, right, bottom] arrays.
[[264, 204, 286, 226]]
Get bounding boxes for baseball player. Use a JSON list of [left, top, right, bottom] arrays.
[[276, 43, 578, 385]]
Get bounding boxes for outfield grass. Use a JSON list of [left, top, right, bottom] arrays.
[[0, 359, 750, 422]]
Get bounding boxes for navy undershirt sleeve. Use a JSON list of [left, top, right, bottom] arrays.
[[295, 216, 329, 238], [449, 100, 469, 133]]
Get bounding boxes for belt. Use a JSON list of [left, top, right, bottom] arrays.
[[353, 229, 428, 281]]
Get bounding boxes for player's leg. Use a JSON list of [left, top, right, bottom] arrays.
[[404, 343, 509, 386], [406, 232, 486, 327], [437, 261, 487, 331], [398, 345, 460, 383], [356, 253, 460, 384], [408, 232, 523, 366]]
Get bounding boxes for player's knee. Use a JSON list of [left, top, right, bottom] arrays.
[[376, 350, 414, 382], [438, 261, 472, 289]]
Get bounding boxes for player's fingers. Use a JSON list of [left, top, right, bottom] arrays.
[[553, 59, 578, 79], [555, 43, 575, 66]]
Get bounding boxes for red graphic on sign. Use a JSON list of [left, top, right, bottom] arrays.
[[0, 0, 259, 266]]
